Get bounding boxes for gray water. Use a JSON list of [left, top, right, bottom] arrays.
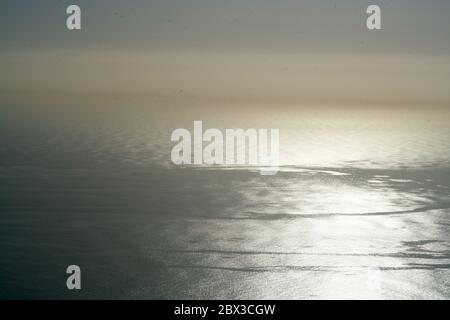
[[0, 103, 449, 299]]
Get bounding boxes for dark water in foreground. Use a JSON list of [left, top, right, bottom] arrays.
[[0, 104, 449, 299]]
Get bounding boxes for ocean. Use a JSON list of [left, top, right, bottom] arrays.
[[0, 101, 449, 299]]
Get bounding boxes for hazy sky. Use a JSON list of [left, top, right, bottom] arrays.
[[1, 0, 450, 106], [2, 0, 450, 53]]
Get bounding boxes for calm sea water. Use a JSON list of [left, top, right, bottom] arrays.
[[0, 102, 449, 299]]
